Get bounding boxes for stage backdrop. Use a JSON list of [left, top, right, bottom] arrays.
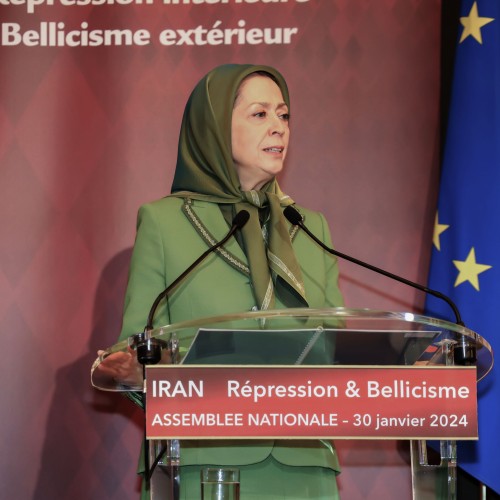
[[0, 1, 441, 498]]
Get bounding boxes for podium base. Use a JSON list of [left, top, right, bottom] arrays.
[[411, 440, 456, 500]]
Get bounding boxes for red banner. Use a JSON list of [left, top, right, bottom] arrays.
[[145, 365, 478, 440]]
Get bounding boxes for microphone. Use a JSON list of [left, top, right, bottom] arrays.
[[131, 209, 250, 364], [283, 205, 474, 364], [145, 209, 249, 331]]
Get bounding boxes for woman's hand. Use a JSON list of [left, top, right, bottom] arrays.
[[95, 347, 144, 387]]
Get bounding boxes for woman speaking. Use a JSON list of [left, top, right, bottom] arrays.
[[114, 63, 344, 499]]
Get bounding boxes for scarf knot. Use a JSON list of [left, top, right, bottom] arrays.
[[235, 190, 308, 310]]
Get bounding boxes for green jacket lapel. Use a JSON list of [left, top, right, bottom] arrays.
[[181, 198, 250, 277]]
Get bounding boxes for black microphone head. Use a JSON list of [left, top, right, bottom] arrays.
[[233, 209, 250, 229], [283, 205, 303, 225]]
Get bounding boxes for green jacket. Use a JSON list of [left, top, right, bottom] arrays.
[[119, 196, 343, 471]]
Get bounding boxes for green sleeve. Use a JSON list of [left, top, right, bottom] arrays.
[[119, 203, 171, 342], [118, 204, 172, 408]]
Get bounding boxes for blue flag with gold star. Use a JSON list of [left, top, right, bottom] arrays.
[[425, 0, 499, 493]]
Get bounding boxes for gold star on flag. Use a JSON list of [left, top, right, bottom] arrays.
[[433, 212, 449, 251], [453, 247, 492, 291], [459, 1, 494, 44]]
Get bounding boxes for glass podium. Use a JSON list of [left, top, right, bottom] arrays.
[[91, 307, 493, 500]]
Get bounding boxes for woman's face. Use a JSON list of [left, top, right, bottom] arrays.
[[231, 75, 290, 191]]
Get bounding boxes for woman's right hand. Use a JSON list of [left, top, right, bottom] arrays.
[[95, 347, 144, 386]]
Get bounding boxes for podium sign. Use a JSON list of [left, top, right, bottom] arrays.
[[145, 365, 477, 440]]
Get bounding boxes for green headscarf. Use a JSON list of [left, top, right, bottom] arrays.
[[171, 63, 307, 310]]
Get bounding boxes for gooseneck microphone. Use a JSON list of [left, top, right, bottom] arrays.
[[144, 209, 250, 332], [284, 206, 476, 367], [132, 209, 250, 366], [283, 205, 464, 326]]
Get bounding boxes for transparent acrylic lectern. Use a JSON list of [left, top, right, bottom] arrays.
[[91, 307, 493, 500]]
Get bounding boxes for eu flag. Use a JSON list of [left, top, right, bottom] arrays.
[[425, 0, 500, 493]]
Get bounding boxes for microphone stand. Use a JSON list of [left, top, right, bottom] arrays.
[[283, 205, 475, 365]]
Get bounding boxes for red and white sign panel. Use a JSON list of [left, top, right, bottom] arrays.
[[145, 365, 478, 440]]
